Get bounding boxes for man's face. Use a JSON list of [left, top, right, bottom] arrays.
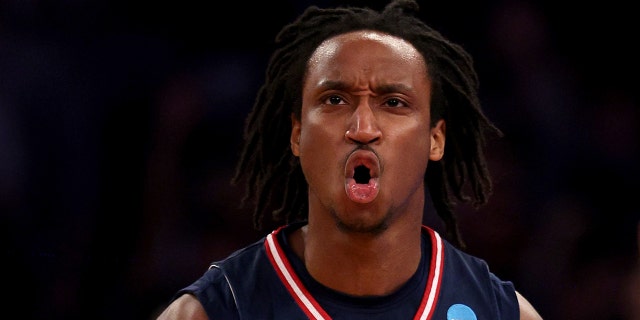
[[290, 31, 445, 233]]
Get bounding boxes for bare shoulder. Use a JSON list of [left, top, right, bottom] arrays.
[[156, 294, 208, 320], [516, 291, 543, 320]]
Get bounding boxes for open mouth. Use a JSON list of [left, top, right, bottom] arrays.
[[344, 149, 380, 203], [353, 165, 371, 184]]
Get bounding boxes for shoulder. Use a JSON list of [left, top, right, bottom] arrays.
[[516, 291, 543, 320], [154, 240, 266, 320], [156, 294, 208, 320], [154, 263, 240, 320], [437, 234, 543, 319], [431, 232, 520, 318]]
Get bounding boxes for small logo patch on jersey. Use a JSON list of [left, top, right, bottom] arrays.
[[447, 304, 477, 320]]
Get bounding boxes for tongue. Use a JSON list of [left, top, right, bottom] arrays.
[[345, 178, 379, 203]]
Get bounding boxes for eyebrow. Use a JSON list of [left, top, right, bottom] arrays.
[[317, 80, 413, 94]]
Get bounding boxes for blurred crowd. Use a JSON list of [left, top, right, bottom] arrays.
[[1, 0, 638, 319]]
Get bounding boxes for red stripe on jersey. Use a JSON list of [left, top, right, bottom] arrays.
[[265, 230, 331, 320], [415, 226, 444, 320], [265, 226, 444, 320]]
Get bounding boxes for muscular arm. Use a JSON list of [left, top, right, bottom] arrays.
[[516, 291, 543, 320], [156, 294, 208, 320]]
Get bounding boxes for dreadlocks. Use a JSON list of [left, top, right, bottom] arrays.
[[231, 0, 501, 249]]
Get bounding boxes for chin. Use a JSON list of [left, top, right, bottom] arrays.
[[334, 214, 390, 235]]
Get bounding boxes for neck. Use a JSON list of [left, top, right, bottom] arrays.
[[289, 219, 423, 296]]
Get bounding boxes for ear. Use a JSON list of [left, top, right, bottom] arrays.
[[290, 113, 301, 156], [429, 119, 445, 161]]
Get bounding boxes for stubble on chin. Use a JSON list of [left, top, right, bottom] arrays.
[[333, 209, 390, 236]]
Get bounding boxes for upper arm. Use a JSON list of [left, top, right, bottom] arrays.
[[516, 291, 543, 320], [156, 294, 209, 320]]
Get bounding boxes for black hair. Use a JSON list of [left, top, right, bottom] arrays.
[[232, 0, 501, 249]]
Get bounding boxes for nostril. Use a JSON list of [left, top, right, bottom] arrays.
[[354, 165, 370, 184], [346, 136, 381, 146]]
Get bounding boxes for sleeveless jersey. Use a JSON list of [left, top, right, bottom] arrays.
[[172, 222, 519, 319]]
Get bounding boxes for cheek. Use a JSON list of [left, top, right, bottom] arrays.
[[298, 121, 342, 178], [299, 109, 344, 153], [386, 125, 431, 175], [299, 118, 336, 152]]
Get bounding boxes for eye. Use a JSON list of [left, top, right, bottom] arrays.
[[323, 95, 347, 105], [384, 97, 407, 108]]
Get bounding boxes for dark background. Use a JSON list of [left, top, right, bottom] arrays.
[[1, 0, 638, 319]]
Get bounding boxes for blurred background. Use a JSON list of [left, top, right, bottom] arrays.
[[1, 0, 638, 319]]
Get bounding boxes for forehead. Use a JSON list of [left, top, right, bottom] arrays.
[[308, 30, 425, 69], [304, 30, 429, 89]]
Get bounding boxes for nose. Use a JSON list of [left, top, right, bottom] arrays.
[[345, 102, 382, 145]]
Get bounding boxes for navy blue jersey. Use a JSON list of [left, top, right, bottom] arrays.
[[173, 222, 519, 319]]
